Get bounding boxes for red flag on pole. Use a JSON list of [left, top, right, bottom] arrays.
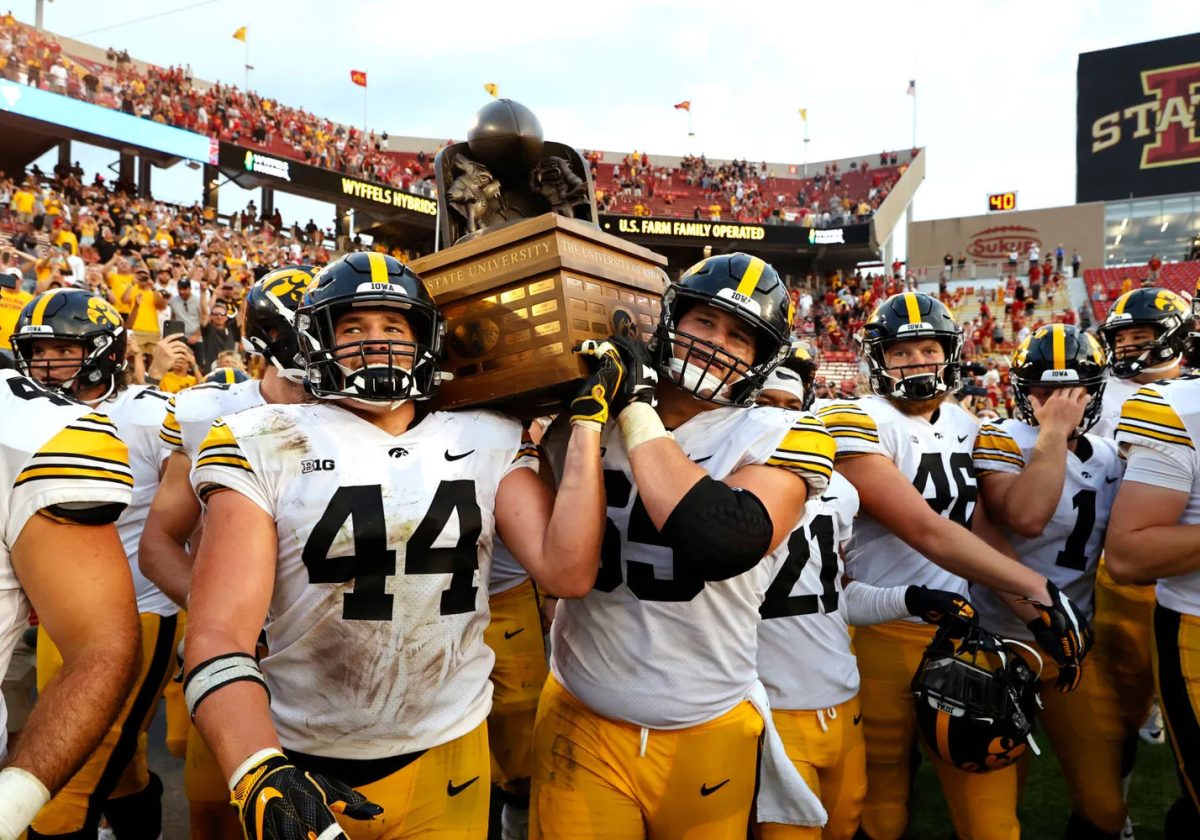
[[673, 100, 691, 111], [350, 70, 367, 87]]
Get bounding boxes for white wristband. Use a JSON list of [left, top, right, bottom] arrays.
[[0, 767, 51, 840], [228, 747, 285, 793], [618, 402, 670, 452]]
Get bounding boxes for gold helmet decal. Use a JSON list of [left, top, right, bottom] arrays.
[[1154, 289, 1188, 313], [262, 267, 316, 307], [86, 296, 122, 328]]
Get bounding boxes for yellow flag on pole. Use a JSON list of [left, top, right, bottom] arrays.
[[798, 108, 807, 121], [483, 82, 499, 98], [232, 26, 247, 42]]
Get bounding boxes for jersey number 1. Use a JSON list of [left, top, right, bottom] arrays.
[[301, 481, 481, 621]]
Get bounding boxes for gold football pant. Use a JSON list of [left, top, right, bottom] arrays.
[[485, 579, 548, 793], [754, 695, 866, 840], [853, 620, 1019, 840], [530, 673, 764, 840], [1094, 558, 1157, 736], [320, 721, 490, 840], [1013, 648, 1128, 833], [162, 610, 188, 758], [31, 611, 182, 837], [1153, 604, 1200, 814]]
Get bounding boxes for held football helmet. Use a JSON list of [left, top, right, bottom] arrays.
[[244, 265, 317, 381], [296, 252, 446, 405], [1097, 287, 1189, 378], [912, 623, 1043, 774], [205, 366, 250, 385], [1010, 324, 1107, 436], [12, 288, 127, 401], [650, 253, 794, 406], [861, 292, 963, 401]]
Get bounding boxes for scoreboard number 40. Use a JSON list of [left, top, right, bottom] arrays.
[[987, 191, 1017, 212]]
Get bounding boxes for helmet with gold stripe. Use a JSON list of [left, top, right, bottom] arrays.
[[296, 252, 445, 404], [651, 252, 793, 406], [243, 264, 317, 382], [205, 366, 250, 385], [1097, 287, 1189, 378], [912, 622, 1042, 774], [861, 291, 962, 401], [1010, 324, 1107, 436], [12, 288, 127, 401]]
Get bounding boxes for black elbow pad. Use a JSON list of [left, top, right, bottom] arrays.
[[661, 477, 774, 581]]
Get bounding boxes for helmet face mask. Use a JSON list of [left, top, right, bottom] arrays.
[[651, 254, 793, 407], [297, 254, 445, 406], [1097, 288, 1189, 379], [1010, 324, 1107, 437], [912, 623, 1042, 774], [12, 289, 127, 401], [861, 293, 963, 402]]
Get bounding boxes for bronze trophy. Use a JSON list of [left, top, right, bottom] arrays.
[[412, 99, 667, 417]]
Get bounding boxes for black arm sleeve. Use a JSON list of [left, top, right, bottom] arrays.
[[660, 477, 774, 581]]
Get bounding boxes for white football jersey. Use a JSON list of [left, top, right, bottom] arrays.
[[1091, 376, 1140, 439], [0, 370, 134, 757], [1115, 378, 1200, 616], [757, 472, 860, 710], [544, 406, 834, 728], [191, 404, 535, 759], [160, 378, 264, 458], [816, 396, 979, 603], [99, 386, 176, 616], [971, 420, 1122, 640]]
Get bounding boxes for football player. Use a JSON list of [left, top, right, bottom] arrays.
[[138, 265, 314, 839], [183, 252, 606, 840], [531, 253, 835, 840], [11, 289, 182, 840], [1093, 287, 1189, 804], [754, 346, 977, 840], [486, 533, 548, 840], [815, 292, 1090, 840], [972, 324, 1127, 837], [0, 367, 139, 839], [1107, 372, 1200, 839]]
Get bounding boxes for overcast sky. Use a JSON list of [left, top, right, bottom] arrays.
[[18, 0, 1200, 240]]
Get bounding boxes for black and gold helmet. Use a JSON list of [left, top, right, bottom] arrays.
[[12, 288, 127, 400], [244, 265, 317, 381], [1097, 287, 1189, 378], [1010, 324, 1107, 436], [297, 252, 446, 404], [861, 292, 962, 401], [912, 623, 1043, 774], [205, 366, 250, 385], [651, 252, 793, 406]]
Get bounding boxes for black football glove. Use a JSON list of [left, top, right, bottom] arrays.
[[570, 336, 657, 430], [230, 752, 382, 840], [905, 585, 978, 631], [605, 334, 658, 410], [1020, 580, 1093, 693]]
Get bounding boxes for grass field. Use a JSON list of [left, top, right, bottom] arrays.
[[908, 733, 1180, 838]]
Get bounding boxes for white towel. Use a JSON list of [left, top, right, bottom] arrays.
[[748, 680, 828, 827]]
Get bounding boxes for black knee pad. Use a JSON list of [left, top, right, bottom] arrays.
[[1064, 812, 1121, 840], [103, 772, 163, 840]]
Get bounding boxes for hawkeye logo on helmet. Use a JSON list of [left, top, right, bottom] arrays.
[[897, 322, 933, 334], [715, 287, 762, 316]]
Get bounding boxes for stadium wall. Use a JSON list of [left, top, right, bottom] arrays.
[[907, 203, 1105, 270]]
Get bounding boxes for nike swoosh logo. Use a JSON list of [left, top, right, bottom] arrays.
[[957, 435, 968, 443], [1105, 476, 1119, 484], [820, 496, 838, 502], [853, 713, 863, 725], [447, 776, 479, 797], [444, 450, 475, 462], [503, 628, 525, 640], [700, 779, 730, 796], [693, 455, 713, 463], [256, 787, 282, 840]]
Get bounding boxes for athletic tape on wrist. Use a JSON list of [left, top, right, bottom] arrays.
[[0, 767, 50, 840], [228, 748, 285, 793], [184, 652, 270, 719], [618, 402, 669, 451]]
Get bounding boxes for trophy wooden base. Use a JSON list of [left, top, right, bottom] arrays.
[[410, 213, 668, 418]]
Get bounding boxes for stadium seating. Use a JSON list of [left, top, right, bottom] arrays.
[[1084, 261, 1200, 319]]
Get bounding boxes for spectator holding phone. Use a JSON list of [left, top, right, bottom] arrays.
[[0, 260, 32, 358], [121, 264, 167, 354], [197, 283, 240, 372]]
